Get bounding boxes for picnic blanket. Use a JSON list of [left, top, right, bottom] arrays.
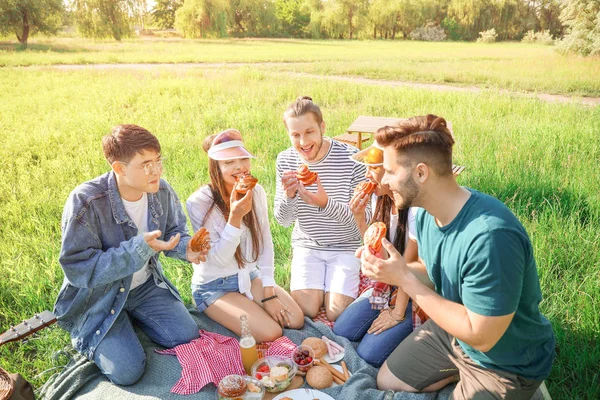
[[39, 307, 455, 400]]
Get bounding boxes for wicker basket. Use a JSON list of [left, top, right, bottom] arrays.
[[0, 366, 13, 400]]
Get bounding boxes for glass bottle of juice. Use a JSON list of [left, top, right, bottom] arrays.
[[239, 314, 258, 375]]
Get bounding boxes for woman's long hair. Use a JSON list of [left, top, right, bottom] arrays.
[[200, 135, 262, 268], [372, 195, 409, 255]]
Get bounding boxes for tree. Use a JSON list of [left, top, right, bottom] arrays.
[[0, 0, 64, 48], [558, 0, 600, 55], [71, 0, 133, 40], [230, 0, 279, 36], [175, 0, 230, 38], [275, 0, 310, 37], [152, 0, 183, 29]]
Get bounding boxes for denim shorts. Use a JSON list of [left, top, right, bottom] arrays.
[[192, 269, 260, 312]]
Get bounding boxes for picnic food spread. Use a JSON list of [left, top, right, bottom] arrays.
[[235, 173, 259, 194], [301, 338, 327, 359], [296, 164, 318, 186], [364, 222, 387, 254], [252, 356, 296, 393], [190, 227, 210, 252], [217, 374, 247, 398], [354, 180, 377, 196], [217, 375, 264, 400], [306, 365, 333, 389]]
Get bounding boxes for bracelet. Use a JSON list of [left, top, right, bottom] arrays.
[[387, 309, 406, 322], [261, 295, 278, 303]]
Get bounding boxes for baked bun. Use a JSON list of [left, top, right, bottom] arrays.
[[301, 337, 327, 359], [217, 374, 247, 398], [364, 222, 387, 254], [235, 173, 258, 194], [190, 227, 210, 252], [270, 366, 289, 383], [354, 181, 377, 196], [306, 365, 333, 389], [296, 164, 318, 186]]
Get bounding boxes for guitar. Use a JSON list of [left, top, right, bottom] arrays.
[[0, 311, 56, 347], [0, 311, 56, 400]]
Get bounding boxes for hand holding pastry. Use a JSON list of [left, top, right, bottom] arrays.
[[281, 170, 299, 198], [296, 164, 318, 186], [187, 227, 210, 264], [235, 173, 258, 195]]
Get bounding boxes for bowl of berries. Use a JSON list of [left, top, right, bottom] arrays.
[[291, 345, 314, 373], [251, 356, 297, 393]]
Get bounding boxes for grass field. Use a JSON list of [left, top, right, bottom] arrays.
[[1, 38, 600, 96], [0, 49, 599, 399]]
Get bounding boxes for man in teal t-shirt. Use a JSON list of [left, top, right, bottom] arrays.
[[359, 115, 555, 399]]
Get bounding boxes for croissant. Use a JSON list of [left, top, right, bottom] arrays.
[[296, 164, 318, 186], [235, 173, 258, 194], [190, 227, 210, 252], [364, 222, 387, 254], [355, 181, 377, 196]]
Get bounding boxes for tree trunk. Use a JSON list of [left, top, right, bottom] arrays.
[[373, 26, 376, 39], [348, 9, 353, 39], [17, 9, 30, 48]]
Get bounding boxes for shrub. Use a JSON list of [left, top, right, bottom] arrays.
[[409, 24, 447, 42], [477, 28, 497, 43], [522, 30, 554, 45]]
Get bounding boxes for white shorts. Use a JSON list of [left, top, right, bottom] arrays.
[[289, 247, 361, 298]]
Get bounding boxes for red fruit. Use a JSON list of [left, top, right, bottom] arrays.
[[255, 373, 261, 379], [306, 357, 313, 363]]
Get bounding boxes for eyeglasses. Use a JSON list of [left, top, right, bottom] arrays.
[[122, 157, 165, 175]]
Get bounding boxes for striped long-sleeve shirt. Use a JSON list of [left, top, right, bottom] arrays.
[[274, 138, 369, 252]]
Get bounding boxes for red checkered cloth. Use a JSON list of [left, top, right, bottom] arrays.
[[156, 330, 245, 395], [157, 332, 298, 395], [256, 336, 296, 359], [412, 302, 430, 330]]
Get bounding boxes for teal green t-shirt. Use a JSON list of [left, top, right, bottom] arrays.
[[416, 188, 555, 380]]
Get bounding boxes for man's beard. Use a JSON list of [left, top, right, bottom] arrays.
[[306, 135, 324, 161], [393, 174, 420, 210]]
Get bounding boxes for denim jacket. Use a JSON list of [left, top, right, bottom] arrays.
[[54, 172, 191, 360]]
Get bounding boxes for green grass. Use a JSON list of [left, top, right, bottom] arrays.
[[0, 67, 598, 399], [1, 38, 600, 96]]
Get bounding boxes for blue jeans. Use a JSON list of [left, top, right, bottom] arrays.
[[192, 269, 260, 312], [92, 277, 199, 385], [333, 288, 413, 367]]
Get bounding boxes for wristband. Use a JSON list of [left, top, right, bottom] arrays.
[[387, 309, 406, 322], [261, 295, 278, 303]]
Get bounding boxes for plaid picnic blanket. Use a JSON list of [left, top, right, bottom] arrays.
[[39, 307, 453, 400]]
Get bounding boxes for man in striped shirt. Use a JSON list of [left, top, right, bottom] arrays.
[[274, 96, 369, 322]]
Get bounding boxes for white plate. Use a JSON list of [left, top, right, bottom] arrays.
[[272, 388, 335, 400], [322, 349, 344, 364]]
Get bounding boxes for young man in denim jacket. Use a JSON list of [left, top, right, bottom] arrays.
[[54, 125, 209, 385]]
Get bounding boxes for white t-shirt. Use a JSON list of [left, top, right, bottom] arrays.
[[186, 184, 275, 299], [388, 207, 418, 246], [122, 193, 152, 290]]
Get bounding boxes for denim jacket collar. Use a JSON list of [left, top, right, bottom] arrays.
[[107, 172, 164, 225]]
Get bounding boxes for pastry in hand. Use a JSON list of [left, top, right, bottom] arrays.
[[296, 164, 318, 186], [306, 365, 333, 389], [235, 173, 258, 194], [190, 227, 210, 252], [364, 222, 387, 254], [354, 180, 377, 196]]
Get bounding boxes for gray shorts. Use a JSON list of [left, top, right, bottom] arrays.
[[386, 319, 543, 400]]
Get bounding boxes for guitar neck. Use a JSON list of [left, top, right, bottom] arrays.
[[0, 311, 57, 347]]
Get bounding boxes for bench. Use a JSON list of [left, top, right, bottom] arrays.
[[337, 116, 466, 176]]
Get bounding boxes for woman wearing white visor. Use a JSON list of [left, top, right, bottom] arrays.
[[333, 138, 419, 367], [186, 129, 304, 343]]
